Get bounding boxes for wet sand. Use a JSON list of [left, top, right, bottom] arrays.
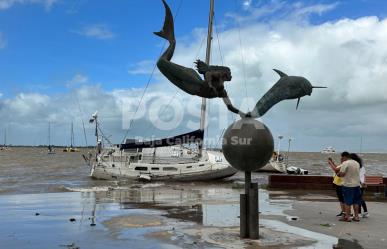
[[1, 181, 386, 249]]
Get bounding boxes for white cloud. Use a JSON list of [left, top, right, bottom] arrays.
[[128, 60, 156, 75], [73, 24, 116, 40], [0, 32, 6, 49], [66, 74, 88, 87], [243, 0, 252, 10], [227, 1, 338, 23], [293, 2, 339, 17], [0, 0, 58, 10]]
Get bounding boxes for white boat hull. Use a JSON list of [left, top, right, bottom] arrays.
[[257, 159, 287, 173], [90, 150, 237, 181]]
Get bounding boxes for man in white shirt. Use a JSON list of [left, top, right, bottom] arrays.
[[337, 152, 361, 222]]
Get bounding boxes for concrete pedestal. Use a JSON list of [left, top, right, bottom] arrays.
[[240, 172, 259, 239]]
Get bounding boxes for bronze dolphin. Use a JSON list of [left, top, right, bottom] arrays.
[[248, 69, 326, 118]]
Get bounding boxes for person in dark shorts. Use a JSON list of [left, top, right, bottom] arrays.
[[337, 153, 361, 222], [350, 153, 368, 218], [328, 155, 345, 217]]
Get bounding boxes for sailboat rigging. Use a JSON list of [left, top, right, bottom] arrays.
[[63, 122, 80, 152], [47, 122, 55, 154], [0, 128, 7, 150], [84, 0, 237, 181]]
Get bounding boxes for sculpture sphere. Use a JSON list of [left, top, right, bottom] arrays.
[[222, 118, 274, 172]]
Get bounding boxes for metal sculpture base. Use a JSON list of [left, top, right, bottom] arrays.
[[240, 171, 259, 239]]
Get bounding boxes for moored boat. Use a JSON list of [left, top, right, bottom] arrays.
[[321, 146, 336, 154]]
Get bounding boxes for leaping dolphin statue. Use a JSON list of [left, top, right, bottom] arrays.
[[154, 0, 246, 117], [248, 69, 326, 118], [154, 0, 326, 119]]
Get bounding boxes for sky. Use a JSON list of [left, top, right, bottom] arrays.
[[1, 0, 387, 152]]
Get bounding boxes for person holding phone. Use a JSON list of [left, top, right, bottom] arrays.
[[328, 155, 345, 217]]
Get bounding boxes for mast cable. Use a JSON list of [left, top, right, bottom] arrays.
[[121, 0, 184, 144], [73, 94, 88, 146], [214, 17, 225, 66], [234, 0, 249, 104]]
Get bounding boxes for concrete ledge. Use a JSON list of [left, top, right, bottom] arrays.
[[268, 175, 387, 195]]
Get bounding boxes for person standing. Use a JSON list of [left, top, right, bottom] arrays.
[[336, 152, 361, 222], [328, 156, 345, 217], [350, 153, 369, 218]]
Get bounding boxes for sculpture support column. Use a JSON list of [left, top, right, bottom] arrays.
[[249, 183, 259, 239], [240, 194, 247, 238], [240, 171, 259, 239]]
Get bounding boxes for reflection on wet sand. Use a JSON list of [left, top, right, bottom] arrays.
[[0, 182, 342, 249], [91, 184, 336, 248]]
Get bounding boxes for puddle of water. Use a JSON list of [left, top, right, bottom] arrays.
[[0, 192, 177, 249], [262, 219, 337, 249]]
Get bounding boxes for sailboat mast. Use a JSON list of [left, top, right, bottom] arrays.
[[71, 122, 74, 148], [48, 122, 51, 146], [3, 128, 6, 146], [360, 136, 363, 154], [199, 0, 215, 156]]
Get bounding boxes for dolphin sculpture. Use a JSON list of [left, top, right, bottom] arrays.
[[154, 0, 326, 119], [248, 69, 326, 118], [154, 0, 246, 117]]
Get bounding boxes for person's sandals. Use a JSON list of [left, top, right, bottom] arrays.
[[336, 211, 345, 217], [352, 216, 360, 222], [339, 216, 351, 222]]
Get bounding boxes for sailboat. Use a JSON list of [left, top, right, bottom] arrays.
[[84, 0, 237, 181], [0, 128, 7, 151], [47, 122, 56, 154], [63, 122, 80, 152]]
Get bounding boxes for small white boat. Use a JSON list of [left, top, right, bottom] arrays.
[[287, 166, 308, 175], [259, 159, 287, 173], [257, 152, 307, 175], [321, 147, 336, 154]]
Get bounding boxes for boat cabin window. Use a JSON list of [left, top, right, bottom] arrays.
[[199, 164, 205, 167], [135, 166, 148, 171], [139, 155, 142, 161], [151, 167, 159, 171], [163, 167, 178, 171], [186, 166, 192, 169]]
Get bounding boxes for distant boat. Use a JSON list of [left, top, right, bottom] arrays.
[[47, 122, 56, 154], [321, 146, 336, 154], [0, 128, 8, 151], [63, 122, 80, 152]]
